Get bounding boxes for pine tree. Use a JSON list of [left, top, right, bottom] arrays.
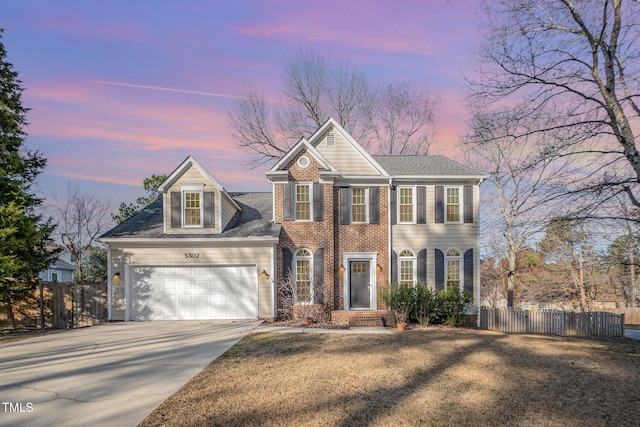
[[0, 29, 58, 328]]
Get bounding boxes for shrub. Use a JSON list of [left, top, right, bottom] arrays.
[[414, 283, 438, 325], [380, 283, 472, 326], [379, 283, 414, 324], [436, 286, 472, 326]]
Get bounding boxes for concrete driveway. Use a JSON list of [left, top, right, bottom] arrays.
[[0, 320, 261, 427]]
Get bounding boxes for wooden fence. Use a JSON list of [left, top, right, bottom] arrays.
[[0, 282, 108, 329], [599, 308, 640, 326], [479, 308, 625, 338]]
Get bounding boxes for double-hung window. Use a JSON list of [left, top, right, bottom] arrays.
[[446, 187, 461, 223], [399, 250, 416, 286], [294, 249, 313, 303], [446, 248, 462, 288], [295, 183, 311, 221], [398, 187, 415, 223], [181, 184, 204, 227], [351, 187, 367, 223], [184, 192, 201, 226]]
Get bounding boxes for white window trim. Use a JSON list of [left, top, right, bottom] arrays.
[[181, 183, 204, 228], [398, 249, 417, 286], [445, 247, 463, 290], [444, 186, 463, 224], [350, 186, 369, 224], [397, 186, 417, 224], [342, 252, 378, 310], [293, 248, 314, 304], [294, 182, 313, 222], [50, 270, 62, 282]]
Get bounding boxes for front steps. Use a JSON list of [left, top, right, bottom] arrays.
[[331, 310, 395, 327]]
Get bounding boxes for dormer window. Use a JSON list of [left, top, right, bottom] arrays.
[[180, 184, 205, 228], [184, 191, 202, 226]]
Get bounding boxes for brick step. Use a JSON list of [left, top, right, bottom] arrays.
[[331, 310, 395, 327]]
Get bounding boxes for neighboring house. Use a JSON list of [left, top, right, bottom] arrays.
[[100, 118, 485, 322], [39, 256, 76, 283]]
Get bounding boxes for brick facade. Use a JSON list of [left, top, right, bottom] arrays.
[[275, 148, 389, 313]]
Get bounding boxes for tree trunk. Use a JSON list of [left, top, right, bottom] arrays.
[[507, 247, 516, 308], [5, 300, 17, 329]]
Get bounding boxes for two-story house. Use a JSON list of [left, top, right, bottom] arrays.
[[100, 118, 484, 323]]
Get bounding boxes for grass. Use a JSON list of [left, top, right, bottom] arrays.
[[140, 327, 640, 427], [0, 328, 62, 344]]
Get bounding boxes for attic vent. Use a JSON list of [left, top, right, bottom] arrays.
[[326, 131, 335, 147], [297, 155, 310, 169]]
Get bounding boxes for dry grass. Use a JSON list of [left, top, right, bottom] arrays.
[[0, 328, 62, 344], [140, 327, 640, 427]]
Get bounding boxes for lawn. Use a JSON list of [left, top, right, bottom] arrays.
[[140, 327, 640, 427]]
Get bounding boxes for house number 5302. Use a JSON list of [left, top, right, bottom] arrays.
[[184, 253, 200, 258]]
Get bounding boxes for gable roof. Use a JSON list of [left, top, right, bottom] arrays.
[[308, 118, 388, 176], [158, 155, 241, 211], [372, 155, 486, 179], [268, 138, 337, 174], [100, 192, 279, 241], [49, 258, 76, 271]]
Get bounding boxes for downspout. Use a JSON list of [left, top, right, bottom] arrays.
[[388, 178, 393, 288], [106, 244, 112, 321], [272, 243, 277, 319]]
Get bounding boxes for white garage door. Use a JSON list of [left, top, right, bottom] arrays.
[[131, 266, 257, 320]]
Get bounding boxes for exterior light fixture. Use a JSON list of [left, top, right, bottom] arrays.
[[376, 264, 383, 273], [260, 270, 270, 280], [112, 272, 122, 285], [339, 264, 345, 274]]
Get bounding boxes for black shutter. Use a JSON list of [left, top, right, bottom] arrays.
[[340, 187, 350, 225], [283, 248, 293, 280], [435, 186, 444, 223], [313, 184, 323, 221], [435, 249, 444, 291], [417, 249, 427, 283], [283, 183, 292, 221], [203, 192, 215, 227], [391, 250, 398, 283], [369, 187, 379, 224], [171, 192, 181, 228], [390, 186, 397, 225], [464, 249, 474, 297], [314, 249, 324, 304], [417, 186, 426, 224], [464, 185, 473, 223]]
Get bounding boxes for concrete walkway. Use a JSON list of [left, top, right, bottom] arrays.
[[0, 320, 261, 427]]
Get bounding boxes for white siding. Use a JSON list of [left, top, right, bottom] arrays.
[[164, 165, 222, 234], [315, 131, 380, 175], [221, 194, 239, 230], [391, 185, 480, 291]]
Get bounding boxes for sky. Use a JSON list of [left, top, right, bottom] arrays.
[[3, 0, 480, 208]]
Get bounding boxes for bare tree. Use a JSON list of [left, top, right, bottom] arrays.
[[375, 81, 438, 155], [465, 107, 579, 307], [229, 48, 438, 166], [469, 0, 640, 209], [277, 270, 327, 323], [52, 186, 113, 282]]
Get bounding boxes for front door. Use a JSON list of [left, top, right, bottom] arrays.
[[350, 261, 370, 309]]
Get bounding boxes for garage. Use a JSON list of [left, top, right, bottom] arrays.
[[130, 265, 258, 320]]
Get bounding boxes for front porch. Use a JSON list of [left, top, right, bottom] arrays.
[[331, 310, 395, 327]]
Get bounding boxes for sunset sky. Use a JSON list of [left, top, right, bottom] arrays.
[[3, 0, 480, 207]]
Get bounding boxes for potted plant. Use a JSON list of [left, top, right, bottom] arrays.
[[380, 283, 414, 330]]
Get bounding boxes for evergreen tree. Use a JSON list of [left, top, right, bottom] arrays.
[[0, 29, 58, 328], [112, 174, 167, 224]]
